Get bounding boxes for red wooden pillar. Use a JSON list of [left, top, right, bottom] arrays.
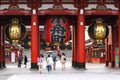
[[2, 26, 5, 68], [106, 26, 112, 67], [111, 26, 115, 68], [118, 6, 120, 68], [72, 25, 76, 67], [31, 8, 39, 69], [0, 26, 5, 68], [76, 9, 86, 69], [0, 26, 2, 68], [108, 26, 112, 67], [105, 39, 108, 66], [106, 39, 112, 67], [74, 26, 78, 67]]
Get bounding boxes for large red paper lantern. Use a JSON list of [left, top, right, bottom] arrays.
[[43, 16, 70, 45]]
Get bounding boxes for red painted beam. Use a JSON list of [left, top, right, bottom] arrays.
[[38, 10, 78, 15], [0, 10, 31, 15], [0, 9, 118, 16], [85, 10, 118, 15]]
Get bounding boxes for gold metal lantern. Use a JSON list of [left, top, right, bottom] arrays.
[[88, 18, 109, 44], [9, 18, 21, 39], [5, 18, 26, 46]]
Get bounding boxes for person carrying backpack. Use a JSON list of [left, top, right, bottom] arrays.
[[52, 54, 57, 70]]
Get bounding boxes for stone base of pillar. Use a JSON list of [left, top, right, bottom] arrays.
[[119, 62, 120, 68], [74, 61, 78, 67], [0, 62, 5, 69], [111, 61, 115, 68], [0, 62, 2, 68], [77, 62, 86, 69], [3, 61, 6, 68], [72, 61, 75, 67], [114, 63, 119, 69], [106, 61, 108, 67], [30, 63, 38, 69]]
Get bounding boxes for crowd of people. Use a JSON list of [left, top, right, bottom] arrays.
[[17, 54, 28, 68], [10, 50, 28, 68], [16, 51, 66, 74], [37, 52, 66, 74]]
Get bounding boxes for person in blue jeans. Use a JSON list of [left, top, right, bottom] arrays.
[[46, 55, 53, 72], [52, 54, 57, 70]]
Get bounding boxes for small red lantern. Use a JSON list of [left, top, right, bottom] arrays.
[[43, 16, 70, 45]]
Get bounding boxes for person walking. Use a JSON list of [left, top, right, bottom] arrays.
[[46, 54, 53, 72], [37, 54, 44, 74], [61, 53, 66, 70], [52, 54, 57, 70], [18, 53, 23, 68], [23, 55, 28, 68]]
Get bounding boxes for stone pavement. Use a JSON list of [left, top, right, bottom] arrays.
[[1, 60, 120, 80]]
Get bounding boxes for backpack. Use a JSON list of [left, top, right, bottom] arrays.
[[52, 56, 57, 62]]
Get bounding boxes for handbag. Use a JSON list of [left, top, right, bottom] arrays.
[[64, 58, 66, 61]]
